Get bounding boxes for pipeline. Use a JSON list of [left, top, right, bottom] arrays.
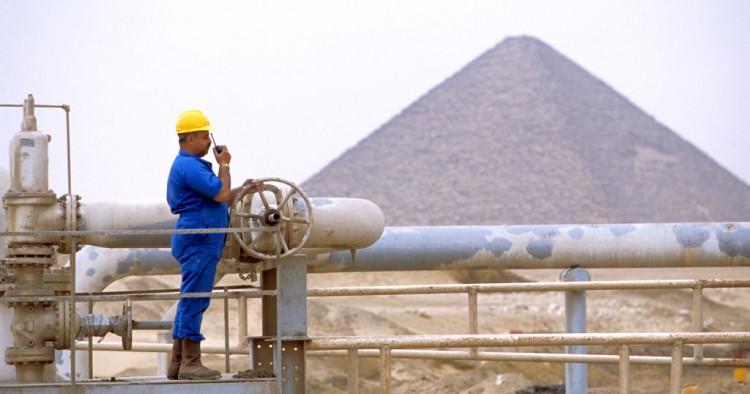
[[307, 223, 750, 272]]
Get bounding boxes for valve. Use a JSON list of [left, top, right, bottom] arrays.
[[228, 178, 313, 260]]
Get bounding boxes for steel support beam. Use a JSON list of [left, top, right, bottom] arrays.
[[561, 267, 590, 394], [260, 255, 307, 394]]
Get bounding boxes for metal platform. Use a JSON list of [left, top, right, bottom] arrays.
[[0, 374, 275, 394]]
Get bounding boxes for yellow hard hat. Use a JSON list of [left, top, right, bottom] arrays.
[[176, 109, 213, 134]]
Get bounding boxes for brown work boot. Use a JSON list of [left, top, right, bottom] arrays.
[[167, 338, 182, 380], [178, 338, 221, 380]]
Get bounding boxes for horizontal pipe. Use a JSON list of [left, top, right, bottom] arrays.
[[305, 197, 384, 250], [308, 223, 750, 272], [309, 349, 750, 367], [1, 288, 271, 304], [73, 197, 384, 251], [78, 340, 750, 368], [78, 201, 176, 248], [74, 341, 245, 355], [132, 321, 172, 330], [307, 279, 750, 296], [6, 278, 746, 304], [307, 332, 750, 350]]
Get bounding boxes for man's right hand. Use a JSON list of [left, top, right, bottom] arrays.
[[214, 145, 231, 165]]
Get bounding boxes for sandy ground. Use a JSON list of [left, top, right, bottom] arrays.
[[89, 266, 750, 393]]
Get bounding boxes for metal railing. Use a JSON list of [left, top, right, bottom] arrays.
[[48, 278, 750, 394]]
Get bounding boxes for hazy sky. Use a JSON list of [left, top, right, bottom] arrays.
[[1, 1, 749, 202]]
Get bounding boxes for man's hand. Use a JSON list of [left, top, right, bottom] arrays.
[[214, 145, 231, 165], [243, 178, 265, 191]]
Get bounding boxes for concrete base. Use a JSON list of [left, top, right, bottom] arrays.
[[0, 374, 275, 394]]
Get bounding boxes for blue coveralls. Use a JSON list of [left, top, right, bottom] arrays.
[[167, 150, 228, 342]]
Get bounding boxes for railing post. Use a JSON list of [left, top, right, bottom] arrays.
[[239, 294, 248, 346], [560, 267, 590, 394], [619, 345, 630, 394], [224, 287, 230, 373], [670, 340, 684, 394], [380, 345, 391, 394], [693, 284, 704, 360], [156, 330, 171, 377], [347, 349, 359, 393], [468, 286, 478, 357]]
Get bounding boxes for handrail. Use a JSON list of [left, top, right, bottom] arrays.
[[1, 274, 749, 391]]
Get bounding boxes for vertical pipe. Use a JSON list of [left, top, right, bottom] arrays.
[[87, 295, 93, 379], [468, 287, 478, 357], [156, 331, 170, 376], [68, 223, 78, 386], [224, 287, 230, 373], [347, 349, 359, 394], [239, 295, 248, 346], [693, 285, 703, 360], [670, 341, 683, 394], [65, 104, 77, 388], [380, 345, 391, 394], [560, 267, 590, 394], [619, 345, 630, 394]]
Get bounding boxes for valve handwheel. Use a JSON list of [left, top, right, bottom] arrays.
[[229, 177, 313, 260]]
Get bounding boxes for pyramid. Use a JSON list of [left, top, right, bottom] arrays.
[[302, 36, 750, 226]]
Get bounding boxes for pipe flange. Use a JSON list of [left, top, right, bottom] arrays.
[[4, 257, 56, 266], [3, 289, 56, 307], [2, 192, 58, 206], [6, 246, 55, 256], [5, 346, 55, 365], [122, 300, 133, 350]]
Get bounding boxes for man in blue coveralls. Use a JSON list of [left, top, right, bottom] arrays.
[[166, 109, 260, 380]]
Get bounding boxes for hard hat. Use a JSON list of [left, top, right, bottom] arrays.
[[176, 109, 213, 134]]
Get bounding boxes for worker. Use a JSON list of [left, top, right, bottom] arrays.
[[166, 109, 261, 380]]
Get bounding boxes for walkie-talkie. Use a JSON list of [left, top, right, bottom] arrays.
[[210, 133, 223, 153]]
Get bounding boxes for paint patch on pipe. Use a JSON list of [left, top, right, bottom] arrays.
[[568, 227, 584, 240], [673, 224, 710, 248], [609, 225, 636, 237], [527, 237, 553, 260], [717, 228, 750, 258], [311, 198, 334, 206], [85, 248, 99, 260], [487, 237, 513, 258]]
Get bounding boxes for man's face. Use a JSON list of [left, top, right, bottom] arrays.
[[187, 130, 212, 157]]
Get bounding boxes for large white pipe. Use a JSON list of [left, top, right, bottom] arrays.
[[308, 223, 750, 272], [77, 197, 384, 252], [78, 201, 177, 248], [305, 198, 384, 252]]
